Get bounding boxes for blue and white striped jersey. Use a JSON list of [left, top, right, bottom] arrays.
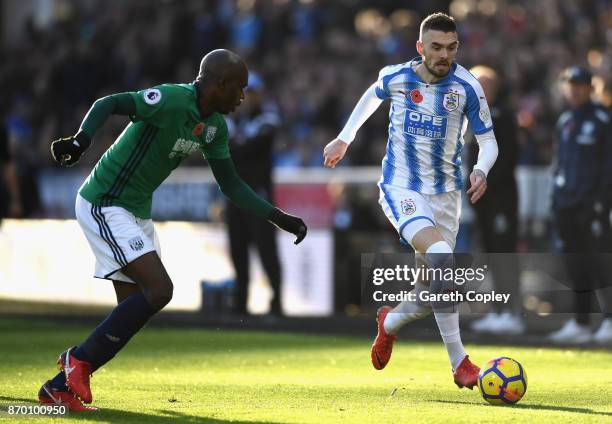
[[375, 58, 493, 194]]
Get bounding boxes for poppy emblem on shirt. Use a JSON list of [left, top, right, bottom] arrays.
[[411, 89, 424, 104], [192, 122, 205, 136]]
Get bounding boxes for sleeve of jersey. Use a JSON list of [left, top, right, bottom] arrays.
[[464, 81, 494, 135], [79, 93, 136, 139], [201, 120, 231, 160], [473, 130, 499, 176], [374, 66, 391, 100], [128, 86, 174, 127], [208, 157, 274, 219], [337, 84, 383, 144]]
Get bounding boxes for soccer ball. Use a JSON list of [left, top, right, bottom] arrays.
[[478, 357, 527, 405]]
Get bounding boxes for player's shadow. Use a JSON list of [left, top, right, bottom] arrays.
[[432, 399, 612, 417], [0, 395, 282, 423]]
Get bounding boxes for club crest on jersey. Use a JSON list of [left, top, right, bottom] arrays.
[[192, 122, 205, 136], [128, 237, 144, 251], [401, 198, 416, 216], [443, 91, 459, 111], [143, 89, 161, 105], [577, 121, 596, 145], [205, 126, 217, 143]]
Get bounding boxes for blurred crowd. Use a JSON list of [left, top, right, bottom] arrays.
[[2, 0, 612, 216]]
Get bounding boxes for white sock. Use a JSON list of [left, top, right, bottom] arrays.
[[423, 241, 467, 369], [384, 282, 432, 335], [384, 302, 431, 335], [434, 311, 466, 370]]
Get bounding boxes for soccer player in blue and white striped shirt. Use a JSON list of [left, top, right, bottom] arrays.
[[324, 12, 498, 389]]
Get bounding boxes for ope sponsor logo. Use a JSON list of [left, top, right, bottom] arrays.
[[407, 111, 445, 126], [404, 110, 447, 139]]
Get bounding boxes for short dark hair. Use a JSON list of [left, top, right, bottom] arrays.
[[420, 13, 456, 39]]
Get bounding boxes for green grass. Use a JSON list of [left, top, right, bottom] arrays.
[[0, 318, 611, 423]]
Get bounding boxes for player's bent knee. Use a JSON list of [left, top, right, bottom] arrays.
[[146, 282, 174, 311], [417, 308, 433, 320], [410, 226, 446, 253], [425, 240, 453, 268]]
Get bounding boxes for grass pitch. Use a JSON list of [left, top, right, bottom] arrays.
[[0, 318, 610, 423]]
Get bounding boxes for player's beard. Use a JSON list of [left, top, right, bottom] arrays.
[[425, 59, 451, 78]]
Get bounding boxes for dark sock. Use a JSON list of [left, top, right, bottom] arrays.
[[575, 290, 592, 325], [49, 371, 68, 391], [72, 292, 157, 371]]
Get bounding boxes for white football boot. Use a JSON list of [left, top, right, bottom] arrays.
[[548, 319, 592, 344], [470, 313, 500, 333], [490, 312, 526, 335], [593, 318, 612, 345]]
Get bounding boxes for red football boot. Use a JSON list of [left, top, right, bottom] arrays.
[[38, 381, 99, 412], [453, 355, 480, 389], [57, 347, 93, 403], [371, 306, 397, 370]]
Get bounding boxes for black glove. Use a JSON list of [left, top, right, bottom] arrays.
[[50, 132, 91, 167], [268, 208, 307, 245]]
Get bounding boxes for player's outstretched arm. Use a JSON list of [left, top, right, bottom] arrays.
[[209, 157, 307, 244], [50, 93, 136, 167], [324, 84, 383, 168]]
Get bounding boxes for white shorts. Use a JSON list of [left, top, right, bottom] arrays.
[[378, 183, 461, 251], [75, 195, 161, 284]]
